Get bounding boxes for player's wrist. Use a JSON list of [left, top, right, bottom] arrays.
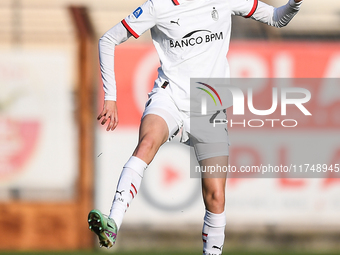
[[104, 95, 117, 101]]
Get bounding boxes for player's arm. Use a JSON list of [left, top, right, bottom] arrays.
[[98, 22, 132, 131], [98, 0, 156, 131], [251, 0, 303, 28]]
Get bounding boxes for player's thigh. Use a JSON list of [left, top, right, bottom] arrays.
[[200, 155, 228, 177], [142, 89, 182, 142], [200, 155, 228, 184], [138, 113, 169, 145], [133, 114, 170, 164]]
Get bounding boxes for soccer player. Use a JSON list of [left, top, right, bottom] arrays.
[[88, 0, 302, 254]]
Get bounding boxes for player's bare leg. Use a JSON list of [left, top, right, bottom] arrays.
[[108, 114, 168, 229], [201, 156, 228, 213], [133, 114, 169, 164], [89, 114, 169, 247], [200, 156, 228, 255]]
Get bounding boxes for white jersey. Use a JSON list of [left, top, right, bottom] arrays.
[[100, 0, 302, 111]]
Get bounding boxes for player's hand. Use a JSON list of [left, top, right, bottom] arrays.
[[97, 100, 119, 131]]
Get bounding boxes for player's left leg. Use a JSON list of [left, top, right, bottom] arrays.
[[201, 156, 228, 213], [188, 109, 229, 254], [200, 156, 228, 255]]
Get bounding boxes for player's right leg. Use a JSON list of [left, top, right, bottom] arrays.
[[107, 113, 170, 229], [89, 91, 181, 248], [89, 114, 169, 247], [133, 113, 170, 164]]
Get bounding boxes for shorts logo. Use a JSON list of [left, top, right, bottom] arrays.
[[196, 82, 222, 106], [161, 81, 169, 89], [133, 7, 143, 19]]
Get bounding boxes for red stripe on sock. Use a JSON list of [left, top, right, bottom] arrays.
[[131, 183, 137, 194], [202, 232, 208, 237], [130, 190, 134, 198]]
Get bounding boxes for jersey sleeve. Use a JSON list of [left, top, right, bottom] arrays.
[[251, 0, 302, 28], [230, 0, 258, 18], [99, 22, 131, 101], [121, 0, 157, 39]]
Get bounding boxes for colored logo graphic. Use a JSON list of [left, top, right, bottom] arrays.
[[196, 82, 222, 106], [133, 7, 143, 19]]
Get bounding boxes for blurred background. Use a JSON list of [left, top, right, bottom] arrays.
[[0, 0, 340, 254]]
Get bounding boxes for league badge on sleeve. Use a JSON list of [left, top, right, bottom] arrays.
[[133, 7, 143, 19]]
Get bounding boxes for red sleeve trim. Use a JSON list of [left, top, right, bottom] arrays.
[[172, 0, 180, 5], [244, 0, 258, 18], [121, 19, 140, 39]]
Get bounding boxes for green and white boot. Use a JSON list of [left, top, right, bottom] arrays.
[[88, 209, 117, 248]]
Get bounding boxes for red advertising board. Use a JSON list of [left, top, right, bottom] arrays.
[[96, 42, 340, 225], [99, 41, 340, 128]]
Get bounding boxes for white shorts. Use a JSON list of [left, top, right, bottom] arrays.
[[142, 88, 230, 161]]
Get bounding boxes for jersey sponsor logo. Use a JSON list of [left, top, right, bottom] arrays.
[[169, 30, 224, 48], [183, 30, 211, 38], [133, 7, 143, 19]]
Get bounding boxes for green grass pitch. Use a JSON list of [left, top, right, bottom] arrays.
[[1, 250, 340, 255]]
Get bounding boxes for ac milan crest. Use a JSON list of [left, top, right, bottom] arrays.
[[211, 7, 219, 21]]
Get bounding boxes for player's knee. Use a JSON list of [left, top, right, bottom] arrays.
[[204, 189, 225, 210], [211, 190, 225, 205], [137, 136, 160, 154]]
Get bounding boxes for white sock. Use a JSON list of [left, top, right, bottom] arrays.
[[202, 210, 226, 255], [109, 156, 147, 230]]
